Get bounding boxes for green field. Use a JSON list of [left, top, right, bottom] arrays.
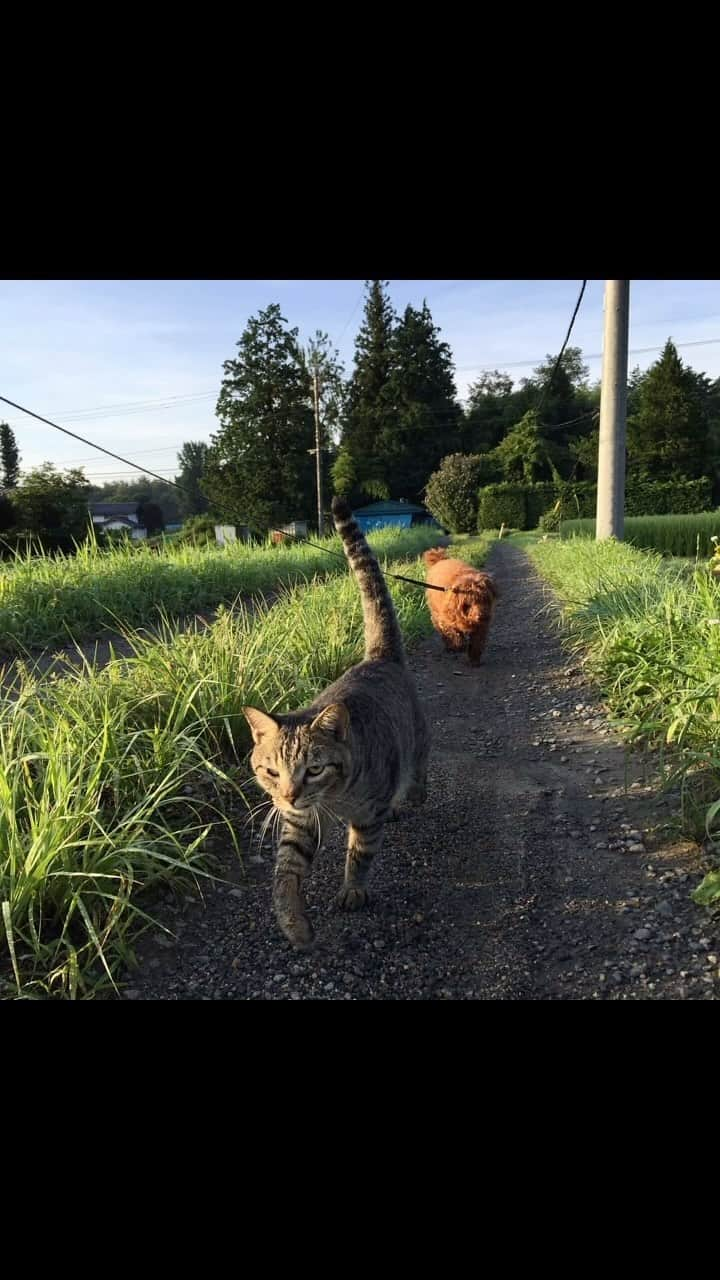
[[560, 511, 720, 558], [0, 524, 448, 655], [0, 533, 493, 999]]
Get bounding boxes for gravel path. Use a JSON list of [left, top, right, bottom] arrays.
[[120, 541, 719, 1001]]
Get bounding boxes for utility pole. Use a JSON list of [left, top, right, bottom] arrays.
[[312, 371, 324, 537], [596, 280, 630, 540]]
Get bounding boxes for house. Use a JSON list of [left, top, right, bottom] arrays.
[[89, 502, 147, 541], [351, 499, 438, 534]]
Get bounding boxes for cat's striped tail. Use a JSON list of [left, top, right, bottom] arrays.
[[331, 495, 405, 664]]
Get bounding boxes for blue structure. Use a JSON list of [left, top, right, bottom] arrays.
[[352, 499, 432, 534]]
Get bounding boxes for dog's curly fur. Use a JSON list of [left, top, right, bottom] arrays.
[[423, 547, 498, 666]]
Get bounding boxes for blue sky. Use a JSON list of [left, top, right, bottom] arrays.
[[1, 279, 719, 483]]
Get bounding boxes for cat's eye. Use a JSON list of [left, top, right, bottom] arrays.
[[265, 767, 279, 778], [306, 765, 325, 777]]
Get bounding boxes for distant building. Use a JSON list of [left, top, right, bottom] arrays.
[[352, 499, 438, 534], [89, 502, 147, 541]]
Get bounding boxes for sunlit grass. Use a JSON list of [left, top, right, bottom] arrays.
[[560, 511, 720, 558], [0, 531, 494, 998], [530, 536, 720, 905], [0, 523, 446, 654]]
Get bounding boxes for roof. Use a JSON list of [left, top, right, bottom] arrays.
[[90, 502, 139, 517], [352, 499, 427, 515]]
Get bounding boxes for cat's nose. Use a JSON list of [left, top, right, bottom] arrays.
[[282, 787, 298, 804]]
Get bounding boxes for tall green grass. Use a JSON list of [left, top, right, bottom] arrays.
[[0, 533, 493, 998], [529, 536, 720, 905], [560, 511, 720, 558], [0, 524, 446, 654]]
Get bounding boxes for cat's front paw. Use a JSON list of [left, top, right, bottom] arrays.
[[337, 885, 370, 911], [274, 879, 315, 949], [276, 909, 315, 950]]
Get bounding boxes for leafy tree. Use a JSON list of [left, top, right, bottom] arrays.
[[0, 422, 20, 488], [14, 463, 90, 548], [176, 441, 210, 518], [627, 340, 710, 479], [568, 427, 600, 480], [303, 332, 346, 529], [462, 370, 516, 454], [203, 304, 315, 532], [333, 280, 396, 501], [136, 496, 165, 534], [0, 492, 16, 533], [303, 331, 346, 446], [490, 410, 564, 483], [86, 478, 181, 525], [424, 453, 484, 532]]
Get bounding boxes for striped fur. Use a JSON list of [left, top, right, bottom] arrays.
[[243, 495, 429, 950]]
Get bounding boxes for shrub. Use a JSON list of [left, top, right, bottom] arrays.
[[539, 503, 562, 534], [425, 453, 484, 533], [478, 483, 527, 530]]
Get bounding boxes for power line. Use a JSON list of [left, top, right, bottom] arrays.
[[0, 395, 186, 492], [336, 287, 365, 345], [455, 335, 720, 374], [536, 281, 588, 416], [58, 444, 187, 464]]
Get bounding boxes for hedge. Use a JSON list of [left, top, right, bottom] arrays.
[[477, 477, 712, 531]]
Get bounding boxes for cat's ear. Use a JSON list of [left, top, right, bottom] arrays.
[[310, 702, 349, 741], [243, 706, 280, 744]]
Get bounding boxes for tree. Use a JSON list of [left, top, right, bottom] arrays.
[[0, 422, 20, 488], [202, 304, 315, 532], [303, 331, 346, 447], [333, 280, 396, 501], [627, 340, 710, 479], [176, 441, 210, 519], [568, 427, 600, 480], [462, 371, 516, 454], [14, 463, 90, 548], [424, 453, 485, 533], [86, 478, 181, 526], [491, 410, 564, 483], [381, 302, 463, 499], [136, 496, 165, 534], [0, 492, 16, 534], [303, 332, 346, 527]]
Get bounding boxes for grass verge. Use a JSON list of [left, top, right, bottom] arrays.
[[528, 536, 720, 907]]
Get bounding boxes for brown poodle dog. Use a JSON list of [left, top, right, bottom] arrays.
[[423, 548, 498, 666]]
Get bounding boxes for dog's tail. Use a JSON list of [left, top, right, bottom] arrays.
[[423, 547, 448, 568]]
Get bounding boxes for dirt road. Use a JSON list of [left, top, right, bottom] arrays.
[[121, 542, 718, 1000]]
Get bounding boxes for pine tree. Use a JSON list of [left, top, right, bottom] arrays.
[[0, 422, 20, 488], [382, 302, 463, 499], [627, 340, 710, 479], [202, 305, 315, 531], [333, 281, 396, 501]]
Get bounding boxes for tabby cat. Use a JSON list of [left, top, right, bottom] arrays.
[[243, 495, 429, 949]]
